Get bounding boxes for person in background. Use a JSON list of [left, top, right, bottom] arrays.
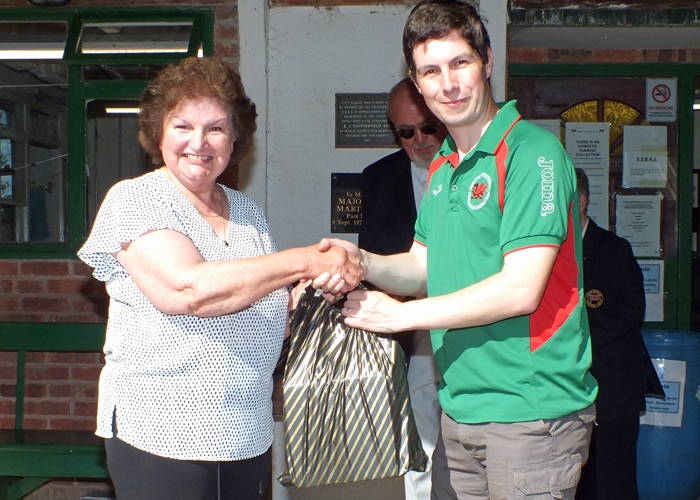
[[359, 77, 447, 500], [318, 1, 598, 498], [78, 56, 360, 500], [574, 168, 648, 500]]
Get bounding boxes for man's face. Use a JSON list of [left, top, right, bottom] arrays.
[[389, 88, 447, 170], [412, 30, 493, 131]]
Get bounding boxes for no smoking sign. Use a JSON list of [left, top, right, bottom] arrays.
[[646, 78, 677, 123], [652, 84, 671, 103]]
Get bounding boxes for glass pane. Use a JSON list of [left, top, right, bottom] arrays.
[[509, 76, 679, 259], [0, 22, 67, 60], [692, 76, 700, 330], [0, 138, 26, 203], [29, 109, 59, 139], [83, 64, 167, 81], [1, 138, 14, 198], [0, 204, 16, 241], [86, 99, 151, 229], [0, 60, 67, 243], [0, 98, 20, 128], [80, 22, 193, 55], [28, 146, 66, 243]]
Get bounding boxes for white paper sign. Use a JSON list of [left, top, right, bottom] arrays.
[[638, 259, 664, 322], [641, 358, 685, 427], [527, 119, 562, 142], [622, 126, 668, 188], [615, 194, 661, 257], [646, 78, 677, 123], [565, 123, 610, 230]]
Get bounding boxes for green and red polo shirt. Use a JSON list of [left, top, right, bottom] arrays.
[[414, 100, 597, 424]]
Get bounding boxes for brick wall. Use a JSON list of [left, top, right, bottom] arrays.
[[0, 350, 103, 430], [0, 258, 106, 434], [0, 260, 108, 323]]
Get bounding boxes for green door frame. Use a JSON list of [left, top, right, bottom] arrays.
[[509, 63, 697, 331], [67, 76, 153, 251]]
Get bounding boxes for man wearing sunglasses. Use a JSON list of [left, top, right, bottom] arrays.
[[359, 78, 446, 257], [358, 77, 446, 500]]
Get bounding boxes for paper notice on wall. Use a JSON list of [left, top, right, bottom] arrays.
[[646, 78, 677, 123], [615, 194, 661, 257], [527, 119, 562, 142], [638, 260, 663, 322], [641, 358, 685, 427], [565, 122, 610, 230], [622, 126, 668, 188]]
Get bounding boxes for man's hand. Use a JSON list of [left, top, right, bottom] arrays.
[[340, 288, 407, 333]]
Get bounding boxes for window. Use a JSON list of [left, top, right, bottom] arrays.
[[0, 8, 214, 257]]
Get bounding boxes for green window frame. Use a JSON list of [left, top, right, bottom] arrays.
[[509, 63, 697, 331], [0, 7, 214, 258]]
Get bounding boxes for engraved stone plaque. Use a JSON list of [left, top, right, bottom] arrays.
[[335, 93, 397, 148]]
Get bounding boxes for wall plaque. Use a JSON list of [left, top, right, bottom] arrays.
[[335, 93, 397, 148], [331, 173, 362, 233]]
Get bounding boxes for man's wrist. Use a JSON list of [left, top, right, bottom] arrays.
[[359, 249, 371, 281]]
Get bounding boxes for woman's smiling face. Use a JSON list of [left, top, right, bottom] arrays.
[[160, 97, 235, 191]]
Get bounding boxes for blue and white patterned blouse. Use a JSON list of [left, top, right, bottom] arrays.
[[78, 169, 287, 461]]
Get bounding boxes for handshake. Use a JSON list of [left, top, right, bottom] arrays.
[[303, 238, 365, 300], [296, 238, 413, 335]]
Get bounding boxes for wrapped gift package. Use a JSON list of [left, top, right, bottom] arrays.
[[278, 287, 427, 488]]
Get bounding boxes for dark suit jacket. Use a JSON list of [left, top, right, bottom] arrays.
[[359, 149, 417, 358], [583, 218, 647, 422], [358, 149, 416, 255]]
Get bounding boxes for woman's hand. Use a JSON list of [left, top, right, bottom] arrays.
[[310, 238, 366, 299], [305, 239, 364, 297]]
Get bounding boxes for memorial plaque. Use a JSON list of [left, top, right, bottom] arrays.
[[331, 173, 362, 233], [335, 93, 397, 148]]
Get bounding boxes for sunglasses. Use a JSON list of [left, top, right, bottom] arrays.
[[396, 123, 440, 140]]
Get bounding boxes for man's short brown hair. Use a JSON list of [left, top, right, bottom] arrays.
[[403, 0, 490, 79]]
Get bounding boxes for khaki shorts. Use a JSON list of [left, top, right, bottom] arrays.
[[431, 405, 595, 500]]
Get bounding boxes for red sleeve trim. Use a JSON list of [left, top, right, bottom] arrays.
[[502, 243, 561, 258]]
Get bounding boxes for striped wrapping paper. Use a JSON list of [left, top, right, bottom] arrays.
[[278, 287, 427, 488]]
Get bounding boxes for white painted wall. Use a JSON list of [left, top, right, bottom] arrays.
[[237, 0, 270, 212], [265, 5, 412, 251]]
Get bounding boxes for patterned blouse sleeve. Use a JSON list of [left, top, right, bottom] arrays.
[[78, 178, 186, 283]]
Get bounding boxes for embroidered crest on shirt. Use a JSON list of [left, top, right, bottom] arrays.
[[468, 173, 491, 210], [585, 289, 604, 308]]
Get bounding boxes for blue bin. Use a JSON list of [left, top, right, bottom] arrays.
[[637, 330, 700, 500]]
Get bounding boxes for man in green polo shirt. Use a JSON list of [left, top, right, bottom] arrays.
[[318, 1, 597, 498]]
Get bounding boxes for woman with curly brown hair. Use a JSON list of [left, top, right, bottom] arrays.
[[78, 57, 360, 500]]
